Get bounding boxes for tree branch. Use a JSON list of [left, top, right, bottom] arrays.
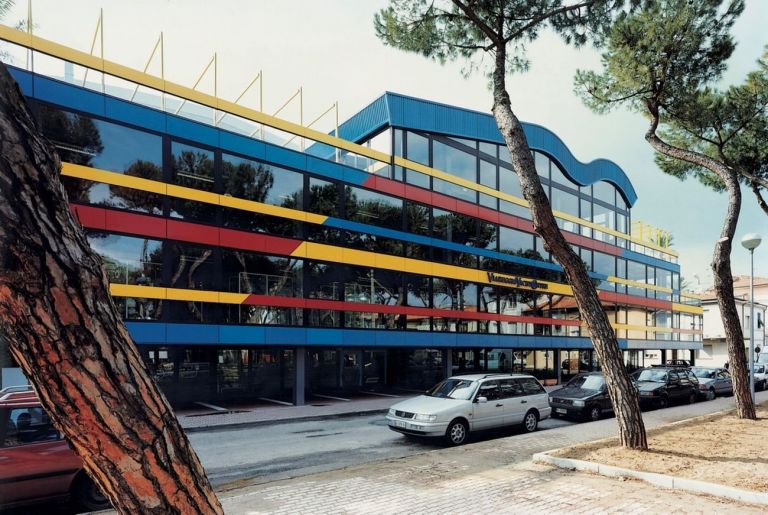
[[751, 181, 768, 216]]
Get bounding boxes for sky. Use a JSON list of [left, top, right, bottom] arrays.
[[7, 0, 768, 290]]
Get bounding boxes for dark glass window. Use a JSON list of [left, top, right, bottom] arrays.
[[308, 178, 339, 216], [39, 104, 164, 214], [405, 202, 430, 236], [167, 243, 215, 292], [499, 227, 534, 256], [500, 200, 531, 220], [433, 209, 477, 246], [222, 154, 303, 208], [87, 232, 163, 287], [627, 261, 646, 297], [170, 142, 216, 223], [594, 251, 616, 291], [345, 186, 402, 230]]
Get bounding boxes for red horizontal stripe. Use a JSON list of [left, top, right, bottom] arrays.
[[599, 291, 672, 311]]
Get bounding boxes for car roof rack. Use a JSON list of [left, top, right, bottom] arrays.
[[481, 373, 509, 379], [0, 384, 33, 394]]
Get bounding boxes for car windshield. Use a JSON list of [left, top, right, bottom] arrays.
[[691, 368, 715, 379], [426, 379, 477, 400], [636, 369, 668, 382], [566, 375, 605, 391]]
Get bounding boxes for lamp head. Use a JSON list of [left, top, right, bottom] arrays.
[[741, 233, 762, 251]]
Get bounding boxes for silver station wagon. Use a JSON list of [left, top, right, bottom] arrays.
[[386, 374, 551, 445]]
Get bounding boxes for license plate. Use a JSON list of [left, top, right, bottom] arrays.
[[556, 408, 567, 414], [393, 420, 406, 428]]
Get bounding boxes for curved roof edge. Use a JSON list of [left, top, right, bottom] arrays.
[[330, 92, 637, 207]]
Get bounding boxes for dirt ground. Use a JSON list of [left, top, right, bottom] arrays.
[[552, 404, 768, 492]]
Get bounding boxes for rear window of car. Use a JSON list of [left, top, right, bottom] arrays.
[[516, 377, 545, 395], [1, 407, 61, 447]]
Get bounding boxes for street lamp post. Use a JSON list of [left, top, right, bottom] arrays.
[[741, 233, 762, 405]]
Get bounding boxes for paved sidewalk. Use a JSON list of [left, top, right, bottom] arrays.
[[216, 392, 768, 513], [177, 395, 404, 431]]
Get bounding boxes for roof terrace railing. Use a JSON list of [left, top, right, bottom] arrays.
[[0, 23, 680, 264]]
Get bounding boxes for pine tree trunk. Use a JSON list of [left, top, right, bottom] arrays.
[[645, 121, 755, 420], [751, 181, 768, 217], [491, 50, 647, 449], [0, 63, 224, 513]]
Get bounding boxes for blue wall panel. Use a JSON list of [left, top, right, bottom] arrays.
[[219, 325, 266, 345], [166, 114, 218, 147], [165, 323, 219, 344], [9, 67, 33, 96], [220, 131, 267, 161], [126, 322, 166, 344], [34, 76, 105, 118]]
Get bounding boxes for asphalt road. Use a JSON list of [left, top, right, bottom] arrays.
[[189, 412, 576, 489]]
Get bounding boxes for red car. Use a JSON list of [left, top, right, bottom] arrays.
[[0, 386, 110, 511]]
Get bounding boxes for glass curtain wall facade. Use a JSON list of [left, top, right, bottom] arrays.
[[3, 42, 703, 406]]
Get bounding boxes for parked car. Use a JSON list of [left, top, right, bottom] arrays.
[[0, 386, 110, 512], [548, 373, 612, 421], [386, 374, 551, 445], [754, 365, 768, 391], [689, 367, 733, 399], [633, 366, 698, 408]]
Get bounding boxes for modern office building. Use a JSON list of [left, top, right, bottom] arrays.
[[0, 26, 703, 407]]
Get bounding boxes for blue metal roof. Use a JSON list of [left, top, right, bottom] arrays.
[[325, 92, 638, 207]]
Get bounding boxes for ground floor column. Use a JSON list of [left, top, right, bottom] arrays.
[[294, 346, 306, 406], [444, 349, 452, 378]]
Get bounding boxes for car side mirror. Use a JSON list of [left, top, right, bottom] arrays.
[[475, 396, 488, 404]]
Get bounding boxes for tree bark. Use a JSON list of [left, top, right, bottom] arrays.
[[490, 47, 647, 449], [751, 181, 768, 217], [0, 63, 224, 514], [645, 114, 755, 420]]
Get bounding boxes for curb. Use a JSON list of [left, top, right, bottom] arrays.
[[533, 451, 768, 506], [181, 408, 389, 433]]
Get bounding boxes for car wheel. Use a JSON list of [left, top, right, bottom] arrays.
[[707, 388, 716, 401], [587, 406, 601, 422], [687, 392, 696, 405], [657, 396, 669, 409], [445, 419, 468, 446], [73, 475, 110, 511], [522, 410, 539, 433]]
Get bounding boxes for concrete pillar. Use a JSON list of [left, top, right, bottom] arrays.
[[444, 348, 452, 379], [294, 346, 305, 406]]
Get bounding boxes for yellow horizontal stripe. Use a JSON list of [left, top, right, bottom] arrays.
[[672, 303, 704, 315], [0, 23, 676, 259], [64, 162, 168, 195], [61, 163, 329, 225], [109, 284, 250, 304], [109, 284, 167, 299], [608, 276, 673, 294]]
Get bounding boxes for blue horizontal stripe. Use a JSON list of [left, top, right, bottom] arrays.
[[127, 323, 639, 350]]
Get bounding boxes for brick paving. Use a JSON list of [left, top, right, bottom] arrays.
[[221, 460, 758, 514], [214, 391, 768, 514]]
